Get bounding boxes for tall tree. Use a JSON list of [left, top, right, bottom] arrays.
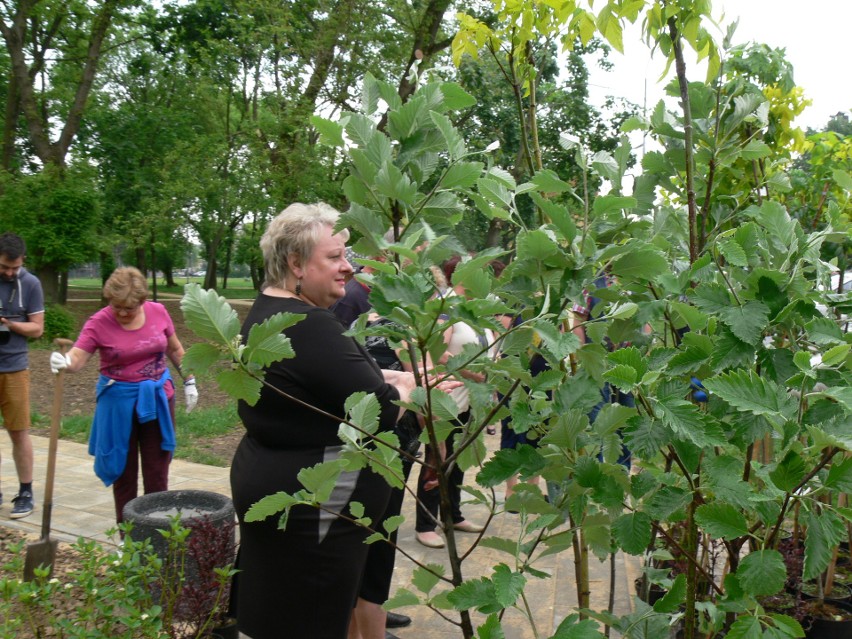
[[0, 0, 131, 301]]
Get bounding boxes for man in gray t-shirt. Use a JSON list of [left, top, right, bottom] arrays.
[[0, 232, 45, 519]]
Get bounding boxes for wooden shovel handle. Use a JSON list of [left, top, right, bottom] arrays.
[[40, 338, 73, 539]]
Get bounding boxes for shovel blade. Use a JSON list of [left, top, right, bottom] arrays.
[[23, 538, 58, 581]]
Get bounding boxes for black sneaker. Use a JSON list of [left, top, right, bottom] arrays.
[[10, 490, 34, 519]]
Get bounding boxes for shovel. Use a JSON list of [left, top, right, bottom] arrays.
[[24, 337, 73, 581]]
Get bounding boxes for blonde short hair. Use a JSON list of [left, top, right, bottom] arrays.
[[104, 267, 148, 306], [261, 202, 349, 288]]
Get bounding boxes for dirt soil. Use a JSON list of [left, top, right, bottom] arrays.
[[27, 296, 252, 463]]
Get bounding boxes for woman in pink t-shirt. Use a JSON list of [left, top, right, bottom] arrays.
[[50, 267, 199, 524]]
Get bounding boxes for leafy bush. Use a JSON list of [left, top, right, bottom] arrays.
[[43, 303, 77, 341]]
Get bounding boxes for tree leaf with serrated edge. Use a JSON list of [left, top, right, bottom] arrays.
[[245, 312, 303, 367], [823, 343, 851, 366], [384, 588, 420, 609], [412, 563, 444, 595], [516, 229, 559, 261], [766, 613, 804, 638], [804, 318, 845, 345], [818, 386, 852, 412], [492, 564, 526, 608], [703, 370, 798, 420], [244, 491, 299, 523], [476, 445, 547, 487], [645, 486, 691, 522], [603, 364, 637, 390], [311, 115, 345, 147], [724, 616, 762, 639], [531, 168, 572, 193], [670, 301, 709, 331], [382, 515, 405, 534], [574, 455, 603, 487], [623, 415, 671, 459], [691, 283, 732, 314], [181, 283, 241, 346], [214, 368, 261, 405], [529, 192, 578, 243], [582, 513, 613, 562], [593, 195, 637, 215], [612, 512, 652, 554], [825, 456, 852, 492], [804, 509, 846, 581], [479, 536, 520, 556], [718, 236, 749, 267], [695, 503, 749, 540], [611, 243, 668, 281], [297, 459, 345, 503], [655, 398, 725, 447], [438, 81, 476, 111], [474, 614, 505, 639], [345, 392, 381, 434], [350, 501, 365, 518], [553, 614, 606, 639], [182, 343, 224, 376], [440, 161, 483, 189], [737, 549, 786, 596], [607, 346, 647, 379], [652, 573, 687, 613], [720, 301, 770, 346], [447, 577, 498, 613], [769, 450, 806, 493], [430, 111, 465, 161]]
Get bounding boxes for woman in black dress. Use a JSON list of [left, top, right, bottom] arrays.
[[230, 202, 417, 639]]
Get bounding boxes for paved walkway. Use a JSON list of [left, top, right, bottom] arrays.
[[1, 434, 640, 638]]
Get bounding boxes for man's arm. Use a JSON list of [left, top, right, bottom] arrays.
[[3, 310, 44, 339]]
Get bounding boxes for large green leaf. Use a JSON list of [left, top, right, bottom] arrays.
[[297, 459, 345, 503], [441, 161, 483, 189], [492, 564, 526, 608], [719, 301, 770, 346], [412, 564, 445, 595], [182, 343, 223, 376], [447, 577, 498, 613], [825, 456, 852, 492], [611, 243, 668, 281], [430, 111, 465, 161], [244, 312, 303, 367], [181, 283, 241, 346], [612, 512, 652, 554], [653, 573, 687, 613], [703, 370, 797, 420], [655, 398, 725, 447], [724, 616, 762, 639], [736, 549, 786, 597], [695, 503, 749, 540], [214, 368, 261, 405], [768, 451, 806, 493], [803, 509, 847, 580]]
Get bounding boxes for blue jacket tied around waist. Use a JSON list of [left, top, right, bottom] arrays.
[[89, 370, 176, 486]]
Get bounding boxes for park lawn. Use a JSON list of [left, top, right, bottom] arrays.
[[35, 404, 241, 467], [69, 278, 258, 301]]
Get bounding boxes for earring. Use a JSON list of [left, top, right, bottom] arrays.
[[295, 279, 302, 296]]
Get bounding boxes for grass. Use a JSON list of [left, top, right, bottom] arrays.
[[37, 405, 241, 468], [68, 278, 257, 300]]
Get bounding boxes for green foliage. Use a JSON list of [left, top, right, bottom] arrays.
[[42, 303, 78, 341]]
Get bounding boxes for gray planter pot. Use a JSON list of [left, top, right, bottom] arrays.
[[122, 489, 236, 582]]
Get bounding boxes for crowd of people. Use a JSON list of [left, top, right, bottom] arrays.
[[0, 203, 635, 639]]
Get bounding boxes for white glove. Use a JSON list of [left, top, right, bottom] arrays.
[[50, 351, 72, 374], [184, 379, 199, 413]]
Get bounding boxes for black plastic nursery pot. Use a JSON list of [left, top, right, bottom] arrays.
[[804, 600, 852, 639]]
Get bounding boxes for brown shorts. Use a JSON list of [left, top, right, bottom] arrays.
[[0, 369, 31, 431]]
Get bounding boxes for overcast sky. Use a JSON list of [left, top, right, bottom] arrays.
[[586, 1, 850, 131]]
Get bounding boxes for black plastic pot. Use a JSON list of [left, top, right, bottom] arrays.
[[211, 618, 238, 639], [801, 582, 852, 604], [805, 600, 852, 639]]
